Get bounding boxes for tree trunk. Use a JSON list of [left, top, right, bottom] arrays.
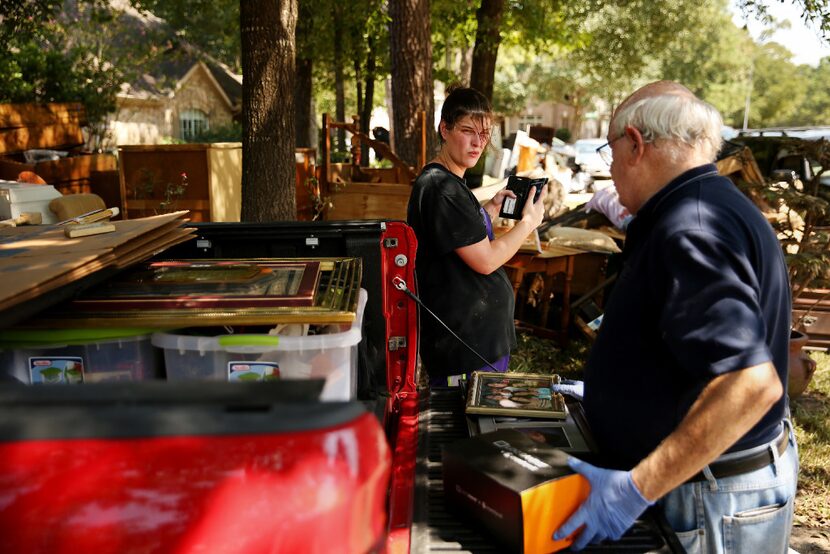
[[359, 37, 376, 167], [469, 0, 504, 101], [459, 45, 473, 86], [389, 0, 435, 169], [294, 0, 313, 149], [352, 50, 369, 167], [241, 0, 298, 222], [333, 5, 346, 152]]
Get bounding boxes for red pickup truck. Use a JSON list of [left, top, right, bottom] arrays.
[[0, 220, 681, 553]]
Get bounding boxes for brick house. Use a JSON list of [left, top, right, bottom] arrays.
[[106, 51, 242, 148]]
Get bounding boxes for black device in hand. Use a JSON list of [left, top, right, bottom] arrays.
[[498, 175, 548, 220]]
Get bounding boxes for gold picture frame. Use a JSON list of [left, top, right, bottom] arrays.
[[465, 371, 567, 419]]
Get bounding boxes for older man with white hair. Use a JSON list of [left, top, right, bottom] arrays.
[[553, 81, 798, 553]]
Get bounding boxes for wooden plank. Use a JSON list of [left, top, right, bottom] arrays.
[[118, 143, 213, 153], [0, 212, 191, 313], [325, 182, 410, 220], [0, 103, 85, 129], [0, 125, 85, 154], [0, 103, 87, 154], [0, 154, 116, 183], [125, 199, 211, 211]]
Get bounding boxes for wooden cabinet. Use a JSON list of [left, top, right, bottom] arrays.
[[118, 143, 242, 222]]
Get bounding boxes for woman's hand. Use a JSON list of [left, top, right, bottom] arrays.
[[490, 186, 517, 210], [484, 186, 517, 220], [521, 185, 547, 229]]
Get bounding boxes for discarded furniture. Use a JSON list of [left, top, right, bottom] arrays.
[[118, 143, 242, 222], [793, 288, 830, 349], [503, 244, 611, 345], [0, 102, 117, 198], [295, 147, 318, 220], [320, 113, 425, 220]]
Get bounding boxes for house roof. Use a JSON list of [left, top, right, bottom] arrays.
[[110, 0, 242, 111]]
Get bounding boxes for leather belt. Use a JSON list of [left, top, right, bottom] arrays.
[[687, 428, 789, 483]]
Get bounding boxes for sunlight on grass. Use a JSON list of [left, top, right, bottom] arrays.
[[792, 351, 830, 527], [508, 331, 588, 380]]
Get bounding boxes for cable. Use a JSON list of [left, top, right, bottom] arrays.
[[392, 276, 501, 372]]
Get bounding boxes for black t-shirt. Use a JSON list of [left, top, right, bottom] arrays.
[[584, 165, 791, 469], [407, 163, 516, 377]]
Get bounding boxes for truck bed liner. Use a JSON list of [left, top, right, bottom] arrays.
[[412, 387, 683, 553]]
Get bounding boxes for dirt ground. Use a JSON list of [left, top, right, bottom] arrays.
[[790, 526, 830, 553]]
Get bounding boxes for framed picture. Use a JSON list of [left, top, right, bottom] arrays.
[[465, 371, 567, 419], [475, 416, 590, 453], [71, 259, 322, 308], [45, 257, 363, 327]]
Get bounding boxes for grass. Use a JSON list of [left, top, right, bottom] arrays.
[[511, 331, 830, 528], [792, 350, 830, 528], [508, 331, 589, 380]]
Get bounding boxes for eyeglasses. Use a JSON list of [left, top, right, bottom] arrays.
[[596, 135, 625, 165], [456, 126, 491, 144]]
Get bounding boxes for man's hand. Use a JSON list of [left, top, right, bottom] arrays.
[[553, 457, 653, 550], [552, 379, 584, 402]]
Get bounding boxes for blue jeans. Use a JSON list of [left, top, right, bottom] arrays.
[[658, 421, 798, 554]]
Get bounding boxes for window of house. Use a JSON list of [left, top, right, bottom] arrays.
[[518, 114, 544, 132], [180, 109, 208, 140]]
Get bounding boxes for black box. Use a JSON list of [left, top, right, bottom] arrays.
[[443, 429, 589, 553], [499, 176, 548, 220]]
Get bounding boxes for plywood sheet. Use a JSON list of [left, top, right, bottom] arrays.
[[0, 212, 193, 312]]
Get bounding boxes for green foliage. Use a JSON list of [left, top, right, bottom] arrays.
[[0, 0, 63, 42], [555, 128, 572, 143], [0, 0, 157, 149], [132, 0, 241, 71], [657, 0, 754, 121], [743, 42, 806, 127], [791, 58, 830, 126], [305, 0, 390, 114]]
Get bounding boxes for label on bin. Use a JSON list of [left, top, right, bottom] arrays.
[[228, 361, 280, 382], [29, 357, 84, 384]]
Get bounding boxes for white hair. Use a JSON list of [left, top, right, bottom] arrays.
[[610, 93, 724, 163]]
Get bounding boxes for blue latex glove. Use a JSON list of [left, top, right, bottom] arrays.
[[553, 457, 653, 550], [551, 379, 584, 402]]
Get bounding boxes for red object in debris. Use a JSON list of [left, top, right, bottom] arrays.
[[16, 171, 47, 184], [0, 410, 390, 554]]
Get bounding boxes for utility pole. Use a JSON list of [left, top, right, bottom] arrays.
[[742, 62, 754, 131]]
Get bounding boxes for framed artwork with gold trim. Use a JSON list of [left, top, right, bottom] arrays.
[[32, 257, 363, 328], [465, 371, 567, 419]]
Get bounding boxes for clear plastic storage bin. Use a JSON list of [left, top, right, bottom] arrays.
[[0, 328, 161, 384], [151, 289, 366, 401]]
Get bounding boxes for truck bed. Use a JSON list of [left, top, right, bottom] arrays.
[[412, 388, 684, 553]]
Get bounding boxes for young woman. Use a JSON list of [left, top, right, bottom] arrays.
[[407, 86, 546, 385]]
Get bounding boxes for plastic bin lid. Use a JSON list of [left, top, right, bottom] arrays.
[[0, 327, 159, 347]]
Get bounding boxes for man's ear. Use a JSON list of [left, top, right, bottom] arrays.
[[625, 126, 647, 164]]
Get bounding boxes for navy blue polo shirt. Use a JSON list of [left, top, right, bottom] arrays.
[[583, 164, 791, 470]]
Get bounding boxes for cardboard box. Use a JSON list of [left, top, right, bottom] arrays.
[[443, 429, 590, 554], [0, 181, 63, 223]]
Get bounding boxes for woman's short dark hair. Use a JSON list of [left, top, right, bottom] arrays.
[[439, 85, 493, 140]]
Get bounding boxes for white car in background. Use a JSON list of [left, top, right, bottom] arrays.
[[572, 138, 612, 178]]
